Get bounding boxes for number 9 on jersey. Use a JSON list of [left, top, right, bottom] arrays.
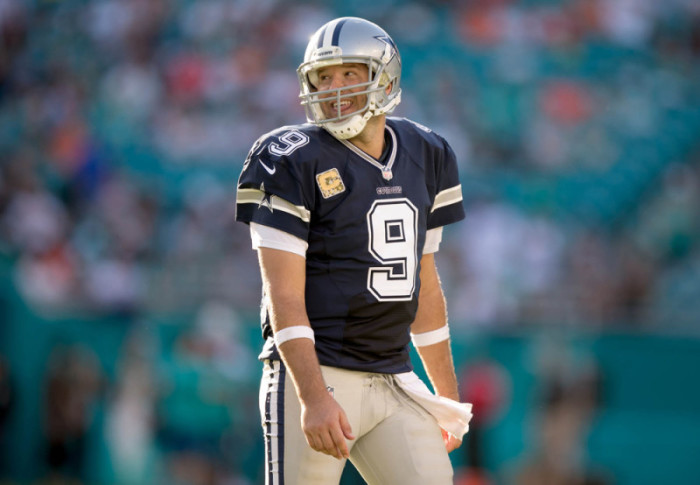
[[366, 199, 418, 302]]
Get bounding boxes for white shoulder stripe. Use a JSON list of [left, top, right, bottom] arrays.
[[237, 188, 311, 223], [431, 185, 463, 213]]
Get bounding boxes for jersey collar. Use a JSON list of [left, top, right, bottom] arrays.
[[339, 126, 397, 181]]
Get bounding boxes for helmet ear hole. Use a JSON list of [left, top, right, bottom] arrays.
[[379, 72, 390, 87]]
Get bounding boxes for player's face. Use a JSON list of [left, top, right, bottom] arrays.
[[314, 63, 370, 120]]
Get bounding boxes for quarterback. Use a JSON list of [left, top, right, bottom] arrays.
[[236, 16, 472, 485]]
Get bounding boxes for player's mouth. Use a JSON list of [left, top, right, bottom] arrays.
[[330, 99, 353, 115]]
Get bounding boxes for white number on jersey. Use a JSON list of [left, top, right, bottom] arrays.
[[268, 130, 310, 156], [366, 198, 418, 301]]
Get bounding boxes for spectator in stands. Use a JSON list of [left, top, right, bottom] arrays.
[[508, 356, 609, 485], [42, 345, 104, 483], [0, 356, 14, 476]]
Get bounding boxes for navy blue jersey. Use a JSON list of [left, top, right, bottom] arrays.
[[236, 117, 465, 373]]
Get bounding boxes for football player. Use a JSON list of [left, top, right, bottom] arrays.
[[236, 16, 472, 485]]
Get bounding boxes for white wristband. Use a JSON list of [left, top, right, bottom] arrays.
[[411, 324, 450, 347], [274, 326, 315, 347]]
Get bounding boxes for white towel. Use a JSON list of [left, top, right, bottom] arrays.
[[394, 371, 473, 440]]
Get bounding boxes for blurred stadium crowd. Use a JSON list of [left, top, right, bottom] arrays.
[[0, 0, 699, 484]]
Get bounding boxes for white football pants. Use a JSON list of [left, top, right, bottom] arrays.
[[260, 360, 454, 485]]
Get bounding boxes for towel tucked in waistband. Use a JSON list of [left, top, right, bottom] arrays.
[[394, 371, 473, 440]]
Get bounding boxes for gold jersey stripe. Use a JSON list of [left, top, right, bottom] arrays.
[[237, 188, 311, 223], [431, 185, 463, 213]]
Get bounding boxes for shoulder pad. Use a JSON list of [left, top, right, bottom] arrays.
[[242, 123, 324, 175], [250, 124, 323, 160], [388, 117, 447, 148]]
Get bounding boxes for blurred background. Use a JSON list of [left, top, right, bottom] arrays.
[[1, 0, 700, 484]]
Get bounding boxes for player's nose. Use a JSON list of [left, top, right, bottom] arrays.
[[328, 72, 346, 89]]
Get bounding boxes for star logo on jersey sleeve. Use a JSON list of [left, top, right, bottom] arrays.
[[257, 183, 274, 212]]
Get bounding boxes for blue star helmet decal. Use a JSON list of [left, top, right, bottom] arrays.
[[375, 34, 399, 64]]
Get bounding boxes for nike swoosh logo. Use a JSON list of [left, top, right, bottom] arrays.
[[259, 160, 276, 175]]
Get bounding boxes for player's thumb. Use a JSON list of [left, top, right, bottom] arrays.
[[339, 411, 355, 440]]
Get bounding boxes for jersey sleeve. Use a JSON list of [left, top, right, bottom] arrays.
[[250, 222, 308, 257], [235, 129, 315, 241], [423, 227, 443, 254], [427, 137, 465, 230]]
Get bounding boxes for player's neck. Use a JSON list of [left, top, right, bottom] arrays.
[[348, 116, 386, 160]]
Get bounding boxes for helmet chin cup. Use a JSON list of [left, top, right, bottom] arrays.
[[325, 111, 372, 139], [320, 88, 401, 140]]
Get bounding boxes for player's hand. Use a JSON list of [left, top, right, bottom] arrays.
[[301, 393, 355, 460], [442, 429, 462, 453]]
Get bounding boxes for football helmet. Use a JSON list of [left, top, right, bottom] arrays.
[[297, 17, 402, 139]]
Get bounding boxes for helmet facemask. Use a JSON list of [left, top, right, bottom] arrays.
[[298, 59, 400, 139]]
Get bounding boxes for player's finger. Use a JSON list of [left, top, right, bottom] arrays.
[[305, 433, 321, 453], [329, 425, 350, 459], [319, 431, 341, 459], [339, 411, 355, 441], [442, 430, 454, 451], [446, 435, 462, 453]]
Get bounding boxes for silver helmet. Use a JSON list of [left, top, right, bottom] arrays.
[[297, 17, 402, 139]]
